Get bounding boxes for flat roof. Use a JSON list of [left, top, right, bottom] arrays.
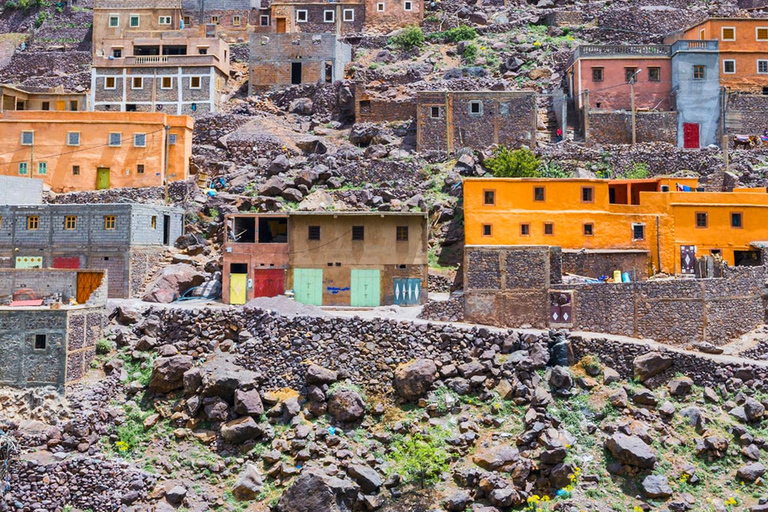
[[463, 177, 697, 184], [228, 211, 427, 218]]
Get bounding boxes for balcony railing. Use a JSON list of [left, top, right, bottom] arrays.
[[95, 54, 223, 67], [671, 40, 719, 53], [568, 44, 671, 68]]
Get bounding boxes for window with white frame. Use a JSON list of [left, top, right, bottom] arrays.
[[158, 16, 172, 24], [104, 76, 116, 89], [21, 131, 33, 145], [723, 59, 736, 74], [108, 14, 119, 27], [296, 10, 308, 22], [161, 76, 172, 89], [721, 26, 736, 40], [469, 100, 483, 116], [109, 133, 122, 147], [404, 0, 413, 10], [129, 14, 139, 27], [67, 132, 80, 146], [134, 133, 146, 147], [759, 60, 768, 74], [430, 106, 441, 118], [376, 2, 385, 11], [343, 9, 354, 21], [233, 15, 241, 25], [324, 10, 335, 22], [190, 76, 201, 89], [131, 76, 143, 89], [211, 15, 219, 24], [260, 15, 270, 26], [758, 27, 768, 41]]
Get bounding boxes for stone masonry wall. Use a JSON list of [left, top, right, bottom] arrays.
[[561, 251, 649, 281], [588, 111, 678, 145], [726, 94, 768, 136]]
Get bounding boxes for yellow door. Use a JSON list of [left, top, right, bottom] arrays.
[[97, 167, 110, 189], [55, 100, 66, 111], [230, 274, 247, 305]]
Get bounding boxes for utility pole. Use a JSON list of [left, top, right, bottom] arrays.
[[630, 68, 641, 145]]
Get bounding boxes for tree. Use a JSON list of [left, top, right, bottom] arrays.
[[484, 146, 541, 178]]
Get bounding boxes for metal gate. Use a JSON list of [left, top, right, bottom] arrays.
[[294, 268, 323, 306], [15, 256, 42, 269], [683, 123, 700, 149], [393, 278, 421, 306], [230, 274, 247, 305], [351, 269, 380, 307], [76, 271, 103, 304], [253, 269, 285, 298], [549, 291, 573, 326], [680, 245, 696, 275]]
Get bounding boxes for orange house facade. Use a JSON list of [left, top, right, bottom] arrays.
[[0, 111, 193, 192], [464, 177, 768, 275], [670, 18, 768, 93]]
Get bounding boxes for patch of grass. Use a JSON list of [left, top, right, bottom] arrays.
[[389, 25, 424, 51], [385, 427, 450, 489], [95, 338, 113, 355], [119, 350, 155, 387]]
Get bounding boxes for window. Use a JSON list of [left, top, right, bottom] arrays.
[[21, 131, 33, 145], [693, 65, 706, 80], [624, 67, 638, 83], [27, 216, 39, 230], [723, 59, 736, 74], [151, 216, 157, 229], [592, 67, 604, 82], [581, 186, 594, 203], [37, 162, 47, 175], [137, 164, 145, 174], [69, 101, 78, 111], [131, 76, 143, 89], [112, 48, 122, 58], [430, 106, 440, 118], [34, 334, 46, 350], [104, 76, 116, 89], [198, 47, 208, 55], [482, 224, 492, 236], [159, 16, 171, 25], [18, 162, 27, 175], [396, 226, 409, 241], [731, 212, 743, 228], [758, 27, 768, 41], [108, 14, 119, 27], [129, 14, 139, 28], [544, 223, 553, 235], [67, 132, 80, 146], [64, 216, 77, 230], [324, 10, 335, 22], [404, 0, 413, 10], [649, 67, 661, 82], [41, 101, 49, 111], [469, 101, 482, 116], [483, 190, 495, 205], [134, 133, 146, 147], [260, 15, 269, 26], [161, 77, 172, 89], [721, 27, 736, 41], [233, 15, 242, 26], [72, 165, 80, 175], [109, 133, 121, 146], [308, 225, 321, 240], [190, 76, 201, 89], [296, 10, 308, 22], [211, 15, 219, 24], [583, 223, 594, 236], [352, 225, 364, 240], [377, 2, 385, 11], [632, 224, 645, 240], [520, 223, 530, 236], [104, 216, 116, 230], [696, 212, 708, 228], [169, 134, 177, 145], [343, 9, 354, 21], [534, 186, 545, 202], [700, 28, 705, 39], [758, 60, 768, 74]]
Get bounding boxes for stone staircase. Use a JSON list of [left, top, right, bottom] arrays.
[[136, 250, 175, 298]]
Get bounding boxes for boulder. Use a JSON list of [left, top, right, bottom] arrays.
[[668, 376, 693, 397], [165, 485, 187, 505], [605, 434, 656, 469], [745, 397, 765, 422], [347, 464, 382, 493], [221, 416, 263, 444], [259, 176, 288, 196], [268, 154, 290, 176], [548, 366, 573, 394], [295, 137, 327, 155], [143, 264, 206, 303], [349, 124, 379, 146], [633, 352, 673, 382], [233, 464, 264, 501], [473, 444, 519, 470], [393, 359, 437, 400], [148, 355, 194, 393], [234, 389, 264, 416], [294, 169, 320, 189], [737, 462, 766, 482], [444, 490, 472, 511], [327, 388, 366, 422], [277, 467, 359, 512], [306, 364, 338, 385], [281, 187, 304, 203], [199, 355, 261, 403], [642, 475, 672, 499], [289, 98, 313, 115]]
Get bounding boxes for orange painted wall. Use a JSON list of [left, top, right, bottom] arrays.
[[0, 111, 193, 192], [464, 177, 768, 274]]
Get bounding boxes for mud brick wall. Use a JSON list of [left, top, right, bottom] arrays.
[[588, 111, 677, 145], [355, 95, 417, 123], [545, 11, 585, 26], [561, 251, 649, 281], [726, 94, 768, 135], [291, 5, 365, 34]]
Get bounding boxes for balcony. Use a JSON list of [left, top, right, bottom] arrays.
[[671, 40, 719, 53], [94, 52, 226, 71], [568, 44, 670, 68]]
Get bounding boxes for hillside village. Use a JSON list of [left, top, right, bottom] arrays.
[[6, 0, 768, 511]]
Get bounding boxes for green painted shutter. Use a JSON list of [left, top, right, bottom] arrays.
[[294, 268, 323, 306], [351, 269, 380, 307]]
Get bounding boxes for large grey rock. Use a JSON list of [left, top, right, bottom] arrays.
[[199, 355, 261, 403], [306, 364, 338, 385], [289, 98, 313, 115], [745, 397, 765, 422], [143, 264, 206, 303], [221, 416, 263, 444], [234, 389, 264, 416], [349, 123, 379, 146], [738, 462, 766, 482], [444, 490, 472, 511], [347, 464, 382, 493], [668, 376, 693, 397], [633, 352, 673, 382], [605, 434, 657, 469], [327, 388, 365, 422], [642, 475, 672, 499], [259, 176, 288, 196], [268, 154, 290, 176], [277, 467, 359, 512], [473, 444, 519, 470], [165, 485, 187, 505], [233, 464, 264, 501], [393, 359, 437, 400], [148, 355, 194, 393]]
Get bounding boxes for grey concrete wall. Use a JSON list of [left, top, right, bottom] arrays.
[[0, 176, 43, 205], [671, 49, 721, 148], [0, 268, 108, 305]]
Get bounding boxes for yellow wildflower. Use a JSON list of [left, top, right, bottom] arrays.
[[115, 440, 129, 452], [541, 496, 550, 502]]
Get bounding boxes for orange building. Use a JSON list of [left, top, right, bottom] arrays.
[[464, 177, 768, 275], [0, 111, 193, 192], [668, 18, 768, 93]]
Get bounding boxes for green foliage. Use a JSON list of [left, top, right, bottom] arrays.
[[485, 146, 541, 178], [429, 24, 478, 43], [424, 14, 439, 23], [623, 162, 650, 179], [368, 62, 379, 70], [119, 350, 155, 387], [112, 403, 153, 457], [462, 43, 478, 64], [386, 431, 450, 488], [95, 338, 113, 355], [539, 161, 571, 178], [389, 25, 424, 51]]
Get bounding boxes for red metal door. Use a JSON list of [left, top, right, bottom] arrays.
[[253, 269, 285, 298], [53, 257, 80, 269], [683, 123, 700, 149]]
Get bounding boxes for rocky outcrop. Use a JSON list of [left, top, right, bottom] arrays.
[[277, 467, 359, 512], [143, 264, 206, 304], [393, 359, 437, 400], [148, 355, 194, 393], [605, 434, 656, 469]]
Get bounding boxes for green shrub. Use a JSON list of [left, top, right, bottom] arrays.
[[443, 24, 477, 42], [539, 161, 571, 178], [462, 43, 478, 64], [95, 338, 112, 355], [624, 162, 650, 179], [485, 146, 540, 178], [387, 433, 450, 488], [389, 25, 424, 51]]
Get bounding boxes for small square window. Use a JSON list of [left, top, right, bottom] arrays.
[[211, 15, 219, 24], [722, 27, 736, 41], [520, 223, 530, 236], [72, 165, 80, 175], [105, 76, 116, 89], [483, 190, 495, 205], [190, 76, 201, 89], [625, 67, 638, 83], [696, 212, 708, 228], [104, 215, 116, 230], [632, 224, 645, 240], [18, 162, 27, 175], [376, 2, 385, 11], [308, 225, 321, 240], [132, 76, 143, 89], [169, 134, 177, 145], [581, 186, 594, 203], [67, 132, 80, 146], [260, 15, 270, 26], [758, 27, 768, 41], [352, 225, 364, 240], [731, 212, 743, 228], [34, 334, 46, 350], [137, 164, 145, 174], [592, 67, 604, 82], [296, 10, 308, 22], [723, 59, 736, 74], [27, 216, 39, 230], [161, 76, 173, 89], [649, 67, 660, 82], [758, 60, 768, 74], [159, 16, 171, 25], [21, 131, 34, 145], [151, 216, 157, 229], [112, 48, 122, 58], [404, 0, 413, 10], [129, 15, 139, 27], [396, 226, 409, 241], [109, 133, 122, 146], [41, 101, 50, 111], [693, 65, 706, 80], [198, 47, 208, 55], [482, 224, 492, 236], [37, 162, 47, 175], [469, 101, 482, 116], [324, 10, 335, 22], [134, 133, 146, 147], [69, 100, 78, 111], [233, 15, 242, 26], [583, 223, 594, 236], [534, 186, 545, 202], [544, 223, 553, 235], [64, 216, 77, 230], [343, 9, 354, 21], [109, 14, 119, 27], [430, 106, 440, 118]]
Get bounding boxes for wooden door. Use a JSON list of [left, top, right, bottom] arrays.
[[294, 268, 323, 306], [351, 269, 380, 307], [253, 269, 285, 298], [276, 18, 286, 32], [683, 123, 700, 149], [96, 167, 110, 190], [230, 273, 247, 305], [55, 100, 66, 111], [680, 245, 696, 274], [76, 271, 103, 304]]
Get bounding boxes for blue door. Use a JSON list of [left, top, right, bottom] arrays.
[[393, 278, 421, 306]]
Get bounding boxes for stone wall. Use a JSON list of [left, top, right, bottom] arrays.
[[545, 11, 585, 26], [725, 94, 768, 136], [65, 308, 107, 384], [587, 111, 678, 145], [561, 250, 649, 280], [355, 94, 417, 124]]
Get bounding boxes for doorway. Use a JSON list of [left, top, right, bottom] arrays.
[[680, 245, 696, 274], [291, 62, 302, 85], [97, 167, 110, 189], [230, 263, 248, 305], [276, 18, 286, 33], [76, 271, 103, 303], [163, 214, 171, 245], [325, 62, 333, 83], [683, 123, 700, 149]]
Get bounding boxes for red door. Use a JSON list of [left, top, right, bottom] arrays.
[[53, 257, 80, 269], [683, 123, 700, 149], [253, 269, 285, 298]]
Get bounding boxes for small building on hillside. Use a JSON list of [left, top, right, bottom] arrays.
[[0, 85, 88, 112], [0, 204, 183, 298], [249, 33, 351, 91], [222, 212, 428, 306], [0, 268, 107, 392], [251, 0, 365, 35], [92, 0, 184, 53], [0, 111, 193, 192], [416, 91, 538, 152], [362, 0, 422, 33], [182, 0, 258, 42]]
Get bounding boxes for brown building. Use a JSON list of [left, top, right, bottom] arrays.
[[355, 84, 417, 123], [0, 85, 88, 112], [362, 0, 422, 33], [416, 91, 537, 152], [182, 0, 258, 42], [92, 0, 184, 54], [253, 0, 366, 35], [222, 212, 428, 307]]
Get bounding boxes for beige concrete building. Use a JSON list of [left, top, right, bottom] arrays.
[[0, 85, 88, 112]]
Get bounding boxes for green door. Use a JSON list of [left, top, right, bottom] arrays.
[[97, 167, 110, 190], [294, 268, 323, 306], [351, 269, 380, 307]]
